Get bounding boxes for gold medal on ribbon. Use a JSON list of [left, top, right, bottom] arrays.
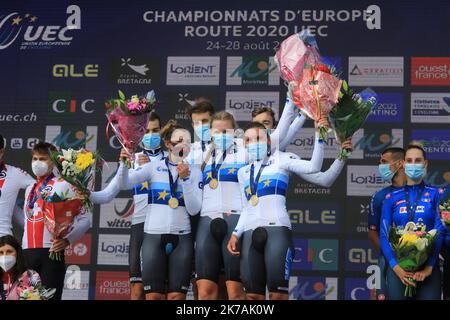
[[250, 195, 259, 206], [168, 197, 179, 209], [209, 178, 218, 189]]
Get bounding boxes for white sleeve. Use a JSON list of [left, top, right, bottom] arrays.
[[66, 209, 91, 244], [180, 165, 202, 216], [298, 158, 345, 188], [281, 132, 324, 174], [120, 161, 153, 190], [279, 112, 306, 152], [232, 168, 248, 239], [89, 163, 125, 204], [270, 97, 296, 152], [15, 167, 35, 190]]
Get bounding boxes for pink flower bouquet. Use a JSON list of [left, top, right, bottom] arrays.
[[274, 29, 321, 82], [105, 90, 157, 167]]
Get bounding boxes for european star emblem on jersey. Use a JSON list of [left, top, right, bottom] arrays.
[[227, 167, 236, 174], [206, 172, 212, 179], [263, 180, 271, 187], [158, 189, 169, 200], [246, 185, 252, 195], [140, 182, 149, 191]]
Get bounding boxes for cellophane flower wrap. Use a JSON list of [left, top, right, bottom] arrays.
[[40, 189, 82, 261], [14, 270, 55, 300], [388, 222, 438, 298], [105, 90, 156, 168], [274, 29, 321, 82], [290, 63, 342, 140], [328, 84, 378, 160]]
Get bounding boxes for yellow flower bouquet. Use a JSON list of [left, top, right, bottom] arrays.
[[388, 222, 438, 297], [50, 148, 100, 209]]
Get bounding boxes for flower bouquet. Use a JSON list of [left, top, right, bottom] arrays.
[[439, 193, 450, 228], [105, 90, 156, 168], [274, 29, 321, 83], [15, 271, 55, 300], [290, 63, 342, 141], [328, 83, 378, 160], [388, 222, 438, 297], [40, 189, 82, 261], [50, 148, 99, 209]]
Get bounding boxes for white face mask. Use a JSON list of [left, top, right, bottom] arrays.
[[0, 255, 16, 272], [32, 160, 49, 177]]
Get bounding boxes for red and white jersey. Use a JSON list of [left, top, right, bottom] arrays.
[[0, 163, 34, 237], [22, 176, 91, 249]]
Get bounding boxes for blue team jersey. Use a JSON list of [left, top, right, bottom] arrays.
[[368, 185, 401, 232], [380, 183, 446, 269]]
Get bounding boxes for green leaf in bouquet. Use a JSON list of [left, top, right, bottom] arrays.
[[338, 148, 352, 161], [396, 245, 418, 260], [342, 80, 348, 92], [329, 88, 376, 145], [357, 96, 363, 105], [331, 91, 355, 118], [118, 90, 126, 101], [415, 250, 429, 267], [398, 258, 417, 271]]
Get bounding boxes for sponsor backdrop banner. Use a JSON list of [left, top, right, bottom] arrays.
[[1, 0, 450, 300]]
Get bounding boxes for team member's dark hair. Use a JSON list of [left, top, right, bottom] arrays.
[[160, 120, 186, 142], [251, 107, 276, 123], [244, 121, 267, 132], [0, 235, 27, 283], [187, 98, 215, 117], [149, 112, 161, 125], [31, 141, 57, 156], [0, 134, 4, 149], [406, 144, 427, 160], [381, 147, 405, 161]]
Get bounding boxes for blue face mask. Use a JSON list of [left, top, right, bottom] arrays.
[[378, 164, 395, 182], [405, 163, 426, 180], [142, 133, 161, 150], [246, 142, 267, 161], [378, 162, 400, 183], [194, 124, 211, 142], [213, 133, 234, 151]]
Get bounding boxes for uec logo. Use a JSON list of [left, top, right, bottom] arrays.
[[0, 5, 81, 50]]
